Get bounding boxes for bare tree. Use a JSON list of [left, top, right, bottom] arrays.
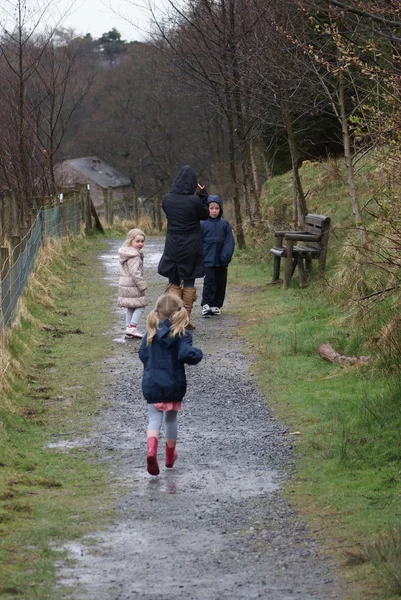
[[0, 0, 90, 220], [149, 0, 272, 248]]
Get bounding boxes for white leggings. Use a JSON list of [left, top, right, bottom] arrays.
[[147, 404, 178, 440], [126, 307, 144, 327]]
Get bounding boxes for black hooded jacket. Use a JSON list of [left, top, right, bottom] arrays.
[[158, 166, 209, 282]]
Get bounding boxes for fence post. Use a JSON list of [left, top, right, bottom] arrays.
[[79, 185, 85, 220], [20, 226, 29, 251], [0, 192, 4, 245], [11, 235, 21, 299], [11, 190, 20, 236], [103, 188, 109, 224], [0, 246, 10, 324], [123, 196, 130, 220], [107, 186, 113, 226], [58, 196, 65, 237], [85, 186, 93, 234], [4, 191, 12, 241]]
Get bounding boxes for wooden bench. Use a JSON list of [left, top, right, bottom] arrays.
[[270, 214, 331, 289]]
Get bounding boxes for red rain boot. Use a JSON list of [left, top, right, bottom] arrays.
[[147, 437, 160, 476], [165, 443, 178, 468]]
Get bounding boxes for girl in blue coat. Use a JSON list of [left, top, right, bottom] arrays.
[[200, 195, 235, 316], [138, 293, 203, 476]]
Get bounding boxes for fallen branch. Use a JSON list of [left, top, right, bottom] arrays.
[[317, 343, 370, 365]]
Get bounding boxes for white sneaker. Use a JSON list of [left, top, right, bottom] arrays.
[[125, 325, 144, 339], [210, 307, 221, 315], [202, 304, 211, 317]]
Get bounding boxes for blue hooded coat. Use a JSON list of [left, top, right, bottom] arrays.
[[200, 195, 235, 267], [158, 166, 209, 281], [138, 321, 203, 403]]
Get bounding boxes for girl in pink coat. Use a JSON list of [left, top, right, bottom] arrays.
[[117, 228, 148, 339]]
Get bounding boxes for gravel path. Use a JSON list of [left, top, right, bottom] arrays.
[[57, 238, 341, 600]]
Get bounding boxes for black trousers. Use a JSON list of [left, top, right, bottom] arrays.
[[201, 267, 228, 308]]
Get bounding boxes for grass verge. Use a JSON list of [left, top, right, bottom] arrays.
[[229, 257, 401, 600], [0, 234, 120, 599]]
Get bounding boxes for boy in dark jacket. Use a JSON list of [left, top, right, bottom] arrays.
[[200, 195, 235, 316]]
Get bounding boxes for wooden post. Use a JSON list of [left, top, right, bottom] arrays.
[[103, 188, 109, 223], [90, 199, 105, 234], [297, 255, 307, 288], [4, 191, 12, 241], [283, 239, 294, 289], [31, 198, 44, 245], [85, 186, 93, 234], [11, 235, 21, 297], [123, 197, 130, 220], [0, 246, 10, 324], [11, 236, 21, 263], [20, 226, 29, 251], [0, 192, 4, 245], [272, 235, 283, 282], [305, 255, 312, 276], [31, 197, 39, 226], [11, 190, 19, 236], [317, 218, 331, 275], [107, 187, 113, 226], [79, 184, 86, 221]]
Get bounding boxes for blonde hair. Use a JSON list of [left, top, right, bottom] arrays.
[[146, 293, 189, 345], [124, 228, 146, 246]]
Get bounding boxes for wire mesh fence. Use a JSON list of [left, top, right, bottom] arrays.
[[0, 202, 81, 329]]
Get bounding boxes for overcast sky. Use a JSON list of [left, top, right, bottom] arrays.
[[56, 0, 161, 41]]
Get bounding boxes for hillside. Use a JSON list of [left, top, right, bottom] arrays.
[[231, 152, 401, 599]]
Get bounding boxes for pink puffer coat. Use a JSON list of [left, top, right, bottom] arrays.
[[117, 246, 148, 308]]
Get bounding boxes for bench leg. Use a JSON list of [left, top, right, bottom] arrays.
[[305, 255, 312, 276], [297, 255, 307, 288], [283, 240, 294, 289], [272, 256, 281, 282]]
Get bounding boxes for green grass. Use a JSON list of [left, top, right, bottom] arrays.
[[0, 234, 120, 599], [229, 149, 401, 598], [229, 251, 401, 599]]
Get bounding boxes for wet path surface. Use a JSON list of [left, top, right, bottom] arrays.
[[57, 238, 340, 600]]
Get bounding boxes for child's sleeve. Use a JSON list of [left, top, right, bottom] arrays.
[[138, 336, 148, 364], [196, 188, 209, 221], [221, 222, 235, 265], [178, 333, 203, 365]]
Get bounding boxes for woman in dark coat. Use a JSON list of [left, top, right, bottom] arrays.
[[158, 165, 209, 328]]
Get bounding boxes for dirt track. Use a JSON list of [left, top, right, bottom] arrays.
[[56, 238, 341, 600]]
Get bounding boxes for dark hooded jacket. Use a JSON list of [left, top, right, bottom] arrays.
[[158, 166, 209, 281], [200, 195, 235, 267], [138, 321, 203, 403]]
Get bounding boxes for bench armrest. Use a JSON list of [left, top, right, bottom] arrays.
[[285, 233, 320, 242], [274, 230, 299, 237]]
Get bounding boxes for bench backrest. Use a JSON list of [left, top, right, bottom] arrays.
[[304, 214, 331, 250]]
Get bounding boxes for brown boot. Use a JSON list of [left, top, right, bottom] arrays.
[[182, 287, 197, 330], [166, 283, 182, 298]]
